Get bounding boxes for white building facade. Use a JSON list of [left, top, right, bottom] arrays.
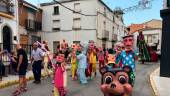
[[40, 0, 124, 52], [163, 0, 170, 9], [0, 0, 19, 52]]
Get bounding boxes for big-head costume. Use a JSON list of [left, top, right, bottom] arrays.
[[100, 66, 133, 96]]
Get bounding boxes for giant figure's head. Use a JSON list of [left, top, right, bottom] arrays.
[[123, 35, 134, 52], [100, 66, 133, 96]]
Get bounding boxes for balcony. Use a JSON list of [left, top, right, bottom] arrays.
[[102, 30, 109, 41], [0, 4, 14, 19], [25, 19, 42, 32], [112, 34, 118, 42]]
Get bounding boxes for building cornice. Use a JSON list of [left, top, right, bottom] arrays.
[[40, 0, 113, 13], [0, 12, 14, 19]]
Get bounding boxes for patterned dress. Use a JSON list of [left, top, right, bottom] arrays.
[[120, 50, 138, 86]]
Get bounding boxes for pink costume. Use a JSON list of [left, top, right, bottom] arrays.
[[54, 55, 67, 96]]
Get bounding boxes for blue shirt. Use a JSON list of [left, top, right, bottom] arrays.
[[120, 50, 138, 71], [77, 53, 87, 69]]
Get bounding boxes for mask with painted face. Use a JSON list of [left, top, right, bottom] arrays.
[[123, 35, 134, 52], [100, 66, 133, 96]]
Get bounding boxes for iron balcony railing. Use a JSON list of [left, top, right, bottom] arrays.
[[0, 4, 14, 15], [102, 30, 109, 40], [25, 19, 42, 32]]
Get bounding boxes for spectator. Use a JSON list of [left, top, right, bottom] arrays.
[[1, 50, 10, 77], [11, 51, 18, 74], [12, 44, 28, 95], [31, 42, 44, 84], [0, 49, 4, 82]]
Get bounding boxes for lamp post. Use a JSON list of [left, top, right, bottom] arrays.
[[160, 0, 170, 77]]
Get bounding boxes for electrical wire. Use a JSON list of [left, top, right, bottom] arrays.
[[53, 0, 96, 16]]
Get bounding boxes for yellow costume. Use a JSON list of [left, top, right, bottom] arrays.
[[71, 57, 77, 79], [89, 52, 97, 73]]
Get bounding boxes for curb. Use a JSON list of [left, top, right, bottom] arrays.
[[149, 67, 160, 96], [0, 67, 71, 89]]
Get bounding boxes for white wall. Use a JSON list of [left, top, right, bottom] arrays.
[[133, 29, 162, 50], [97, 1, 115, 48], [0, 0, 19, 44], [41, 30, 96, 52], [41, 0, 123, 49]]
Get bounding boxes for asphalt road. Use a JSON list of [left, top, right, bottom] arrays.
[[0, 62, 159, 96]]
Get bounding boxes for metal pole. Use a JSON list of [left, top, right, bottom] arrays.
[[160, 8, 170, 77]]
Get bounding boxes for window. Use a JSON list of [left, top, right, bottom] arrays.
[[54, 6, 59, 15], [73, 41, 80, 44], [52, 20, 60, 31], [73, 18, 81, 29], [103, 21, 106, 30], [74, 3, 81, 12], [104, 7, 106, 16], [113, 16, 115, 22], [147, 35, 152, 43]]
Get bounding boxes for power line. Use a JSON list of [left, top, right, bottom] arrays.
[[53, 0, 96, 16]]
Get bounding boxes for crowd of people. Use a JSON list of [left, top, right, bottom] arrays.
[[0, 33, 159, 96]]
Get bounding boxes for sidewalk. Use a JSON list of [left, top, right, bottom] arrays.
[[0, 65, 71, 89], [150, 67, 170, 96]]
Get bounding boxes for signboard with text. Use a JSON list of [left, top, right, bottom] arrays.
[[20, 35, 28, 44]]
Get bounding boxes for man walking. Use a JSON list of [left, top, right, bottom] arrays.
[[31, 42, 44, 84], [12, 44, 28, 95]]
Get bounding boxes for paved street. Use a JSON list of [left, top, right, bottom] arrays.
[[0, 62, 159, 96]]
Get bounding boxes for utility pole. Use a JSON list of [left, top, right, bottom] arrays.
[[160, 0, 170, 77]]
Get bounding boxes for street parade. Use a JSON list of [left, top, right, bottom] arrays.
[[0, 0, 169, 96], [4, 36, 140, 96]]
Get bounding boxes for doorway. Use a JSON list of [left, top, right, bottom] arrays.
[[2, 26, 12, 53]]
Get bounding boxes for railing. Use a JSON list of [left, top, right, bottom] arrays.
[[25, 19, 42, 31], [0, 43, 32, 59], [0, 43, 32, 75], [0, 4, 14, 15], [102, 30, 109, 40]]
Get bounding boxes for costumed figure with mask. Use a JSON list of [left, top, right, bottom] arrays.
[[120, 35, 138, 86], [100, 66, 133, 96], [137, 31, 151, 64], [76, 44, 88, 84], [70, 44, 78, 80], [87, 40, 97, 79], [53, 52, 67, 96]]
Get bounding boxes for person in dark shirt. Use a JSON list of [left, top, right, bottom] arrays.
[[13, 44, 28, 96]]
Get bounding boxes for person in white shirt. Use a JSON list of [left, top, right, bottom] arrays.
[[31, 43, 44, 84]]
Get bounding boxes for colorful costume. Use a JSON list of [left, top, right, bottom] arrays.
[[100, 66, 133, 96], [137, 32, 151, 62], [120, 35, 138, 86], [77, 53, 88, 84], [54, 54, 67, 96], [97, 51, 105, 69], [71, 56, 77, 80]]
